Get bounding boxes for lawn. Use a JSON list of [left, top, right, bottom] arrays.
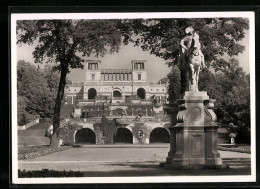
[[18, 145, 72, 160]]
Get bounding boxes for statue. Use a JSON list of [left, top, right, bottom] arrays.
[[161, 27, 225, 170], [179, 26, 205, 92]]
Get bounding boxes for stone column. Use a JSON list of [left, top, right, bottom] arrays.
[[161, 91, 226, 169]]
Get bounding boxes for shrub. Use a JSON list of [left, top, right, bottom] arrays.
[[18, 169, 83, 177]]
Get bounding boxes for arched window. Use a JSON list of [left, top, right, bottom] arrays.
[[137, 88, 146, 99], [88, 88, 97, 99]]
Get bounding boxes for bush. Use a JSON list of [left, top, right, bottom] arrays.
[[225, 123, 250, 144], [18, 169, 83, 178]]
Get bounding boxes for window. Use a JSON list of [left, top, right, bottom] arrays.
[[109, 73, 112, 81], [88, 63, 98, 70], [138, 74, 141, 80], [140, 63, 144, 69], [134, 63, 138, 69], [92, 74, 95, 81], [162, 89, 165, 91]]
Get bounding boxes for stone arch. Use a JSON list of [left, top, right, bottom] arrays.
[[113, 88, 122, 97], [114, 127, 133, 143], [149, 127, 170, 143], [137, 88, 146, 99], [88, 88, 97, 99], [75, 128, 96, 144]]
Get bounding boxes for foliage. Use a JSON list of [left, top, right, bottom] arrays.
[[119, 18, 249, 93], [17, 19, 122, 147], [17, 60, 54, 119], [166, 65, 181, 103], [42, 64, 60, 101], [199, 59, 250, 144], [18, 169, 83, 177], [98, 116, 117, 144], [17, 95, 33, 125], [17, 61, 67, 125], [164, 59, 250, 144]]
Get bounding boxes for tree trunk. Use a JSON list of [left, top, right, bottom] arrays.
[[50, 64, 68, 147]]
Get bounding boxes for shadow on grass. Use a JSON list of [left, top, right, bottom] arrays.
[[81, 162, 251, 177]]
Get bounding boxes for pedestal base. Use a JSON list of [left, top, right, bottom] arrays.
[[162, 91, 227, 169]]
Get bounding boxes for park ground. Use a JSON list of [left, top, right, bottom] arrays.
[[18, 144, 251, 177], [17, 123, 251, 177]]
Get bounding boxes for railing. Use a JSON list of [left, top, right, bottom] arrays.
[[17, 118, 39, 130], [73, 116, 170, 123]]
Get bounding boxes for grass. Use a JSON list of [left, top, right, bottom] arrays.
[[18, 145, 72, 160], [218, 144, 251, 154]]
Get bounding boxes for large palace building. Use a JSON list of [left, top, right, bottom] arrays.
[[65, 59, 168, 104]]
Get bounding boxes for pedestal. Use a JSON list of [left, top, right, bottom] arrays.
[[161, 91, 227, 169]]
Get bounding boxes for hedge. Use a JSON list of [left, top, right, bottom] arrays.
[[18, 169, 83, 177]]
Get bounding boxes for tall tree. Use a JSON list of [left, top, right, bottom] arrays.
[[17, 20, 122, 147], [199, 58, 250, 143], [17, 60, 53, 118], [119, 18, 249, 93]]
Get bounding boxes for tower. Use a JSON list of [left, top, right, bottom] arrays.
[[84, 60, 101, 99], [85, 60, 101, 82], [131, 60, 147, 82]]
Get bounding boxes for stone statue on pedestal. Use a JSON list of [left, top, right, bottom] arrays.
[[160, 27, 226, 169]]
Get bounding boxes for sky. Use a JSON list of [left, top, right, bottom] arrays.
[[16, 27, 250, 83]]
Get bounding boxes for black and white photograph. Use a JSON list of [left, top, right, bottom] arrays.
[[11, 12, 255, 184]]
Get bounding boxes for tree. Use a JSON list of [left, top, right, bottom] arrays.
[[42, 64, 72, 108], [17, 60, 54, 118], [17, 95, 30, 125], [17, 20, 122, 147], [42, 64, 60, 100], [119, 18, 249, 94], [199, 58, 250, 144], [159, 65, 181, 103]]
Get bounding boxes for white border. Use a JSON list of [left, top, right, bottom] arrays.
[[11, 12, 256, 184]]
